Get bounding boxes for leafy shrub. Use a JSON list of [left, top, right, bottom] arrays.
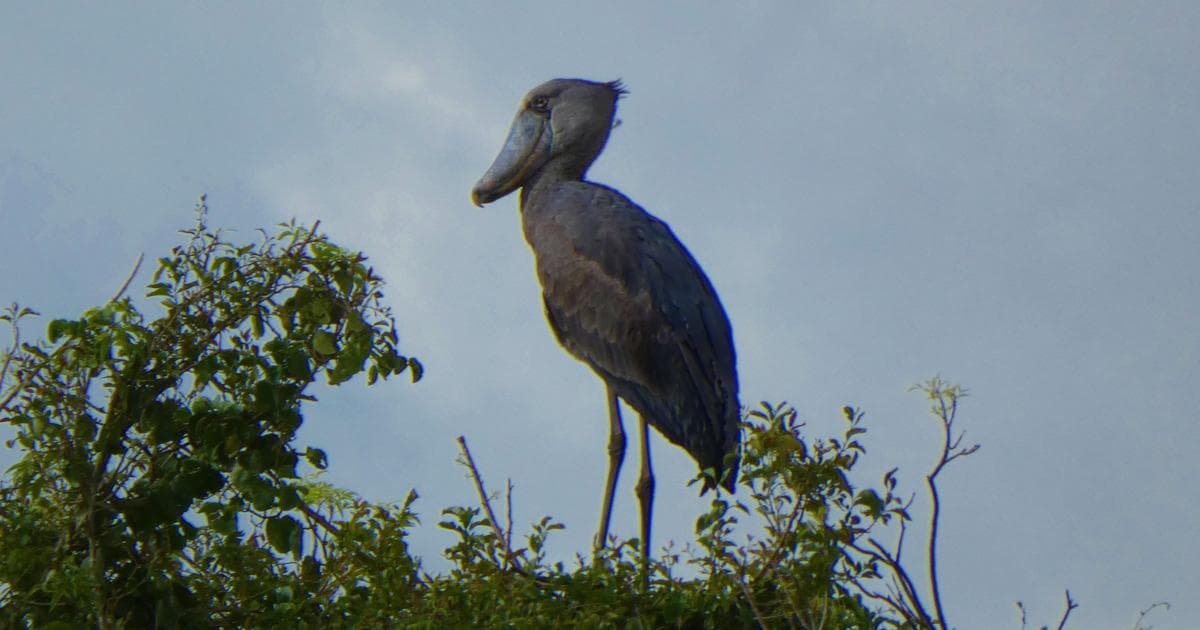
[[0, 200, 419, 628]]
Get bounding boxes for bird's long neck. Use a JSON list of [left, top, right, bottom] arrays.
[[519, 129, 609, 212], [519, 163, 585, 213]]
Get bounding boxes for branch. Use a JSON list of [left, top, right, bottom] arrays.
[[926, 471, 947, 629], [1132, 601, 1170, 630], [864, 537, 933, 626], [505, 478, 515, 566], [738, 579, 771, 630], [457, 435, 518, 571], [0, 304, 25, 398], [1055, 590, 1078, 630], [110, 253, 144, 304], [919, 378, 979, 630], [297, 496, 340, 537], [843, 532, 933, 627], [894, 498, 913, 565]]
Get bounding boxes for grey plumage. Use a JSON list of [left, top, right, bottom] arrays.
[[471, 78, 740, 567], [526, 180, 740, 488]]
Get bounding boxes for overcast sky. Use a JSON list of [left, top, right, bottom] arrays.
[[2, 3, 1197, 627]]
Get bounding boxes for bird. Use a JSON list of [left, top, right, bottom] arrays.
[[470, 78, 740, 578]]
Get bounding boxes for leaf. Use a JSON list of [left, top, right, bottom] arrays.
[[147, 282, 171, 297], [266, 515, 303, 558], [46, 318, 72, 343], [251, 309, 265, 338], [408, 357, 424, 382], [73, 413, 98, 442], [304, 447, 328, 470], [233, 467, 277, 511], [854, 489, 885, 519], [333, 268, 353, 294], [276, 484, 303, 511], [313, 330, 337, 356], [172, 460, 226, 502], [200, 500, 240, 536]]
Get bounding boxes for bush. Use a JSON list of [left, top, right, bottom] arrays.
[[0, 200, 419, 628]]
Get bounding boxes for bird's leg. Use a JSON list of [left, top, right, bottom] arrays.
[[634, 414, 655, 589], [595, 385, 626, 553]]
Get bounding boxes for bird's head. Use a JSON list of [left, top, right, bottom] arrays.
[[471, 78, 626, 207]]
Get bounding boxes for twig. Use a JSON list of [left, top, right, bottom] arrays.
[[926, 472, 947, 628], [0, 304, 23, 396], [738, 578, 771, 630], [0, 344, 61, 413], [505, 478, 515, 566], [894, 500, 912, 565], [1055, 590, 1078, 630], [863, 537, 933, 626], [1132, 601, 1169, 630], [921, 379, 979, 630], [457, 435, 517, 570], [297, 499, 340, 537], [1015, 600, 1029, 630], [110, 253, 145, 304]]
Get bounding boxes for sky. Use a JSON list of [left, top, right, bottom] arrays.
[[2, 3, 1197, 627]]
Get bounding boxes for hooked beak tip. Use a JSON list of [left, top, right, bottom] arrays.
[[470, 186, 489, 208]]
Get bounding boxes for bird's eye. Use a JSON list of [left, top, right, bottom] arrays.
[[529, 96, 550, 113]]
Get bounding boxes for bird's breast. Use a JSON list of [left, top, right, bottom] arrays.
[[522, 210, 671, 387]]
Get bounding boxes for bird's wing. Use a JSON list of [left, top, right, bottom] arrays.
[[525, 181, 740, 484]]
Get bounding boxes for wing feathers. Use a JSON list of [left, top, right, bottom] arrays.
[[524, 180, 740, 489]]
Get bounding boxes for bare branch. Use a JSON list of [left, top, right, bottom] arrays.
[[894, 501, 912, 565], [505, 478, 515, 568], [926, 471, 948, 629], [1132, 601, 1170, 630], [297, 498, 340, 537], [859, 537, 933, 626], [0, 304, 23, 396], [110, 253, 145, 304], [457, 435, 517, 571], [920, 377, 979, 630], [1055, 590, 1078, 630]]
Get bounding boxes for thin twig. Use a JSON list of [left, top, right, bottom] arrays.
[[1015, 600, 1029, 630], [1132, 601, 1170, 630], [864, 537, 933, 626], [297, 499, 340, 537], [0, 305, 23, 396], [110, 253, 145, 304], [926, 471, 947, 629], [894, 502, 912, 565], [457, 435, 517, 570], [0, 350, 57, 413], [738, 578, 771, 630], [505, 478, 515, 569], [922, 381, 979, 630], [1055, 590, 1078, 630]]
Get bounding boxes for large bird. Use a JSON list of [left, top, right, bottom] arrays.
[[471, 78, 740, 575]]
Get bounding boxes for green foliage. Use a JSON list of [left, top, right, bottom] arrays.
[[0, 205, 1026, 628], [0, 200, 420, 628], [337, 403, 905, 628]]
